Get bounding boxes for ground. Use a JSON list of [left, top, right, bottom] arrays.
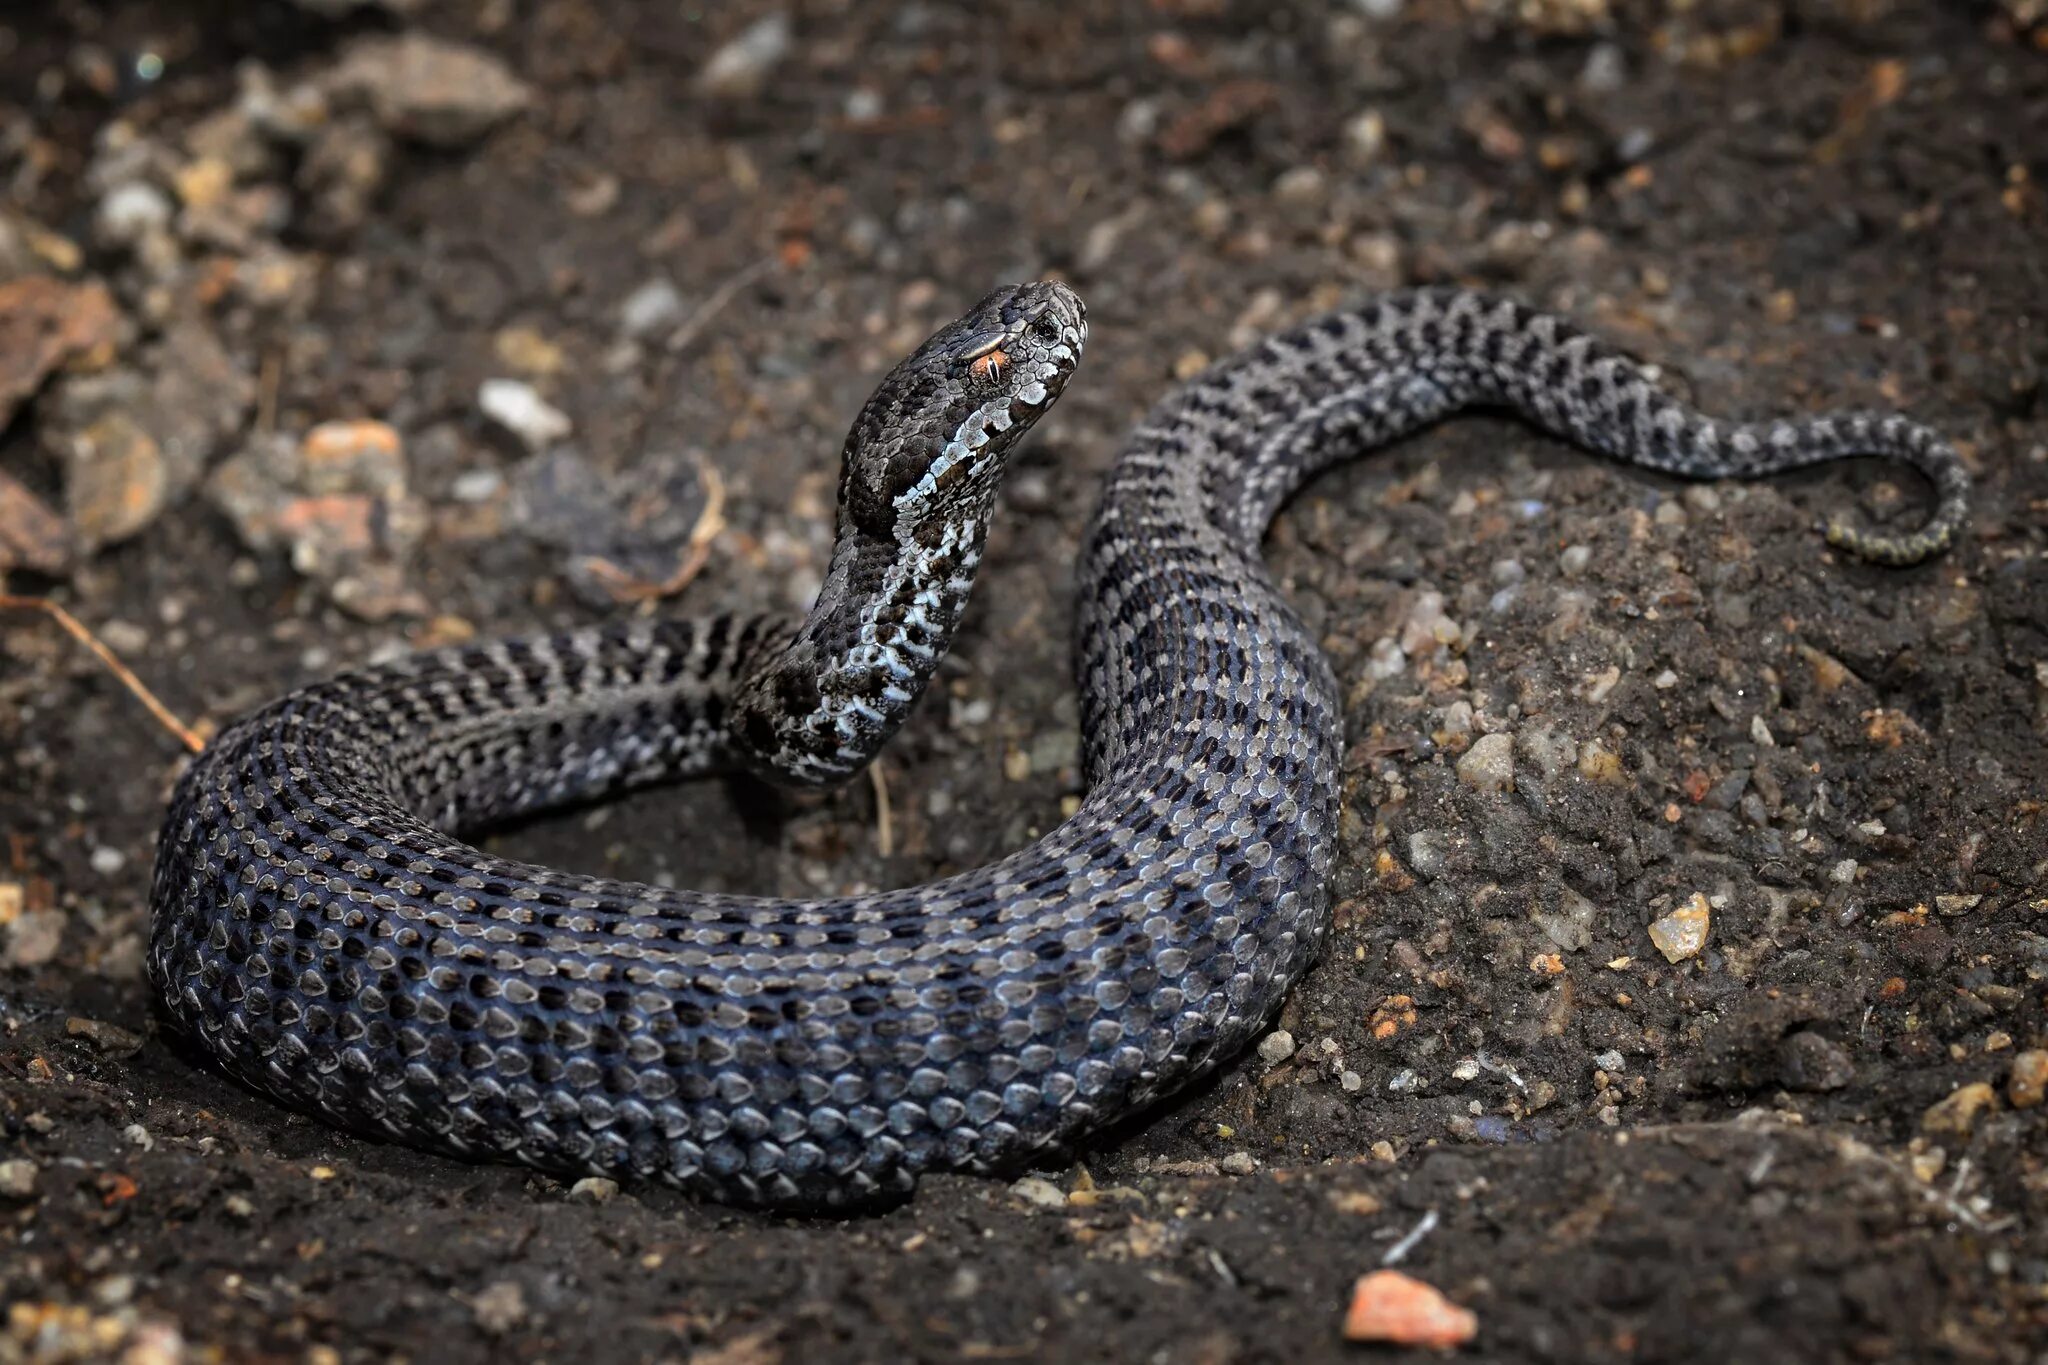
[[2, 2, 2046, 1362]]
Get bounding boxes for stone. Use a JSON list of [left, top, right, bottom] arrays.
[[209, 426, 427, 620], [620, 278, 685, 341], [0, 276, 122, 432], [1008, 1175, 1066, 1210], [1533, 887, 1597, 952], [471, 1280, 527, 1334], [2008, 1051, 2048, 1109], [1516, 725, 1577, 781], [1457, 732, 1515, 793], [95, 182, 174, 249], [0, 1159, 37, 1200], [1257, 1030, 1297, 1064], [1406, 830, 1448, 880], [1577, 739, 1626, 785], [301, 420, 406, 499], [61, 414, 166, 551], [567, 1176, 618, 1203], [1398, 589, 1461, 655], [695, 15, 794, 99], [1342, 1271, 1478, 1348], [479, 379, 571, 452], [1777, 1031, 1854, 1092], [3, 910, 64, 968], [325, 34, 533, 147], [49, 323, 254, 504], [1648, 894, 1711, 964], [1342, 109, 1388, 165], [66, 1015, 144, 1055], [1921, 1082, 1997, 1137]]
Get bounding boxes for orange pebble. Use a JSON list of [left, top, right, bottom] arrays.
[[1341, 1270, 1477, 1349]]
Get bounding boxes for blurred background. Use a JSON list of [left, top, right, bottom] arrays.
[[1, 2, 2045, 1362]]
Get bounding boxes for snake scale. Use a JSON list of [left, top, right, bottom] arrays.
[[149, 283, 1969, 1208]]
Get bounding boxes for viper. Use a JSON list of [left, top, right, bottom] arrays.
[[150, 282, 1968, 1207]]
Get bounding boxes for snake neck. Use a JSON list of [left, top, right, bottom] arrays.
[[728, 483, 1001, 786], [721, 281, 1083, 787]]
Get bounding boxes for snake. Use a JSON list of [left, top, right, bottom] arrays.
[[149, 283, 1969, 1208]]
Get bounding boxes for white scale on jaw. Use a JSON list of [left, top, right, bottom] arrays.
[[888, 351, 1068, 514]]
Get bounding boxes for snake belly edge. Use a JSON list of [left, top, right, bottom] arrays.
[[148, 283, 1969, 1208]]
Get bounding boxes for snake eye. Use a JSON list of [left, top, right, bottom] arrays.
[[1031, 316, 1060, 341]]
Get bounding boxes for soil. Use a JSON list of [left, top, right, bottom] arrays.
[[3, 2, 2046, 1362]]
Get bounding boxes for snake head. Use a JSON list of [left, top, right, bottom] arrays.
[[841, 280, 1086, 539]]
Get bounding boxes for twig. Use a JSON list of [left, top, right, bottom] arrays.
[[0, 594, 204, 753], [577, 462, 729, 604], [666, 256, 774, 355], [1380, 1209, 1440, 1267], [256, 348, 283, 435], [869, 759, 894, 858]]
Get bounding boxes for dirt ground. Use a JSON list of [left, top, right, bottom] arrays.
[[2, 1, 2046, 1361]]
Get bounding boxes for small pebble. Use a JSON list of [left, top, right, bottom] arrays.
[[1342, 1270, 1478, 1348], [1921, 1082, 1997, 1137], [2008, 1051, 2048, 1109], [568, 1176, 618, 1203], [0, 1159, 38, 1199], [326, 32, 534, 147], [89, 846, 126, 876], [472, 1280, 528, 1334], [66, 1015, 144, 1054], [1257, 1029, 1297, 1064], [1219, 1151, 1259, 1176], [1343, 109, 1388, 165], [1577, 739, 1625, 785], [450, 468, 504, 503], [695, 14, 792, 99], [478, 379, 571, 452], [619, 278, 684, 340], [92, 1274, 135, 1308], [1456, 732, 1515, 793], [1406, 831, 1448, 879], [1778, 1031, 1855, 1092], [1008, 1175, 1066, 1210], [97, 182, 174, 247], [1647, 894, 1711, 964]]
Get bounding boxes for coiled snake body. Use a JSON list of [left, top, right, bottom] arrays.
[[150, 284, 1968, 1207]]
